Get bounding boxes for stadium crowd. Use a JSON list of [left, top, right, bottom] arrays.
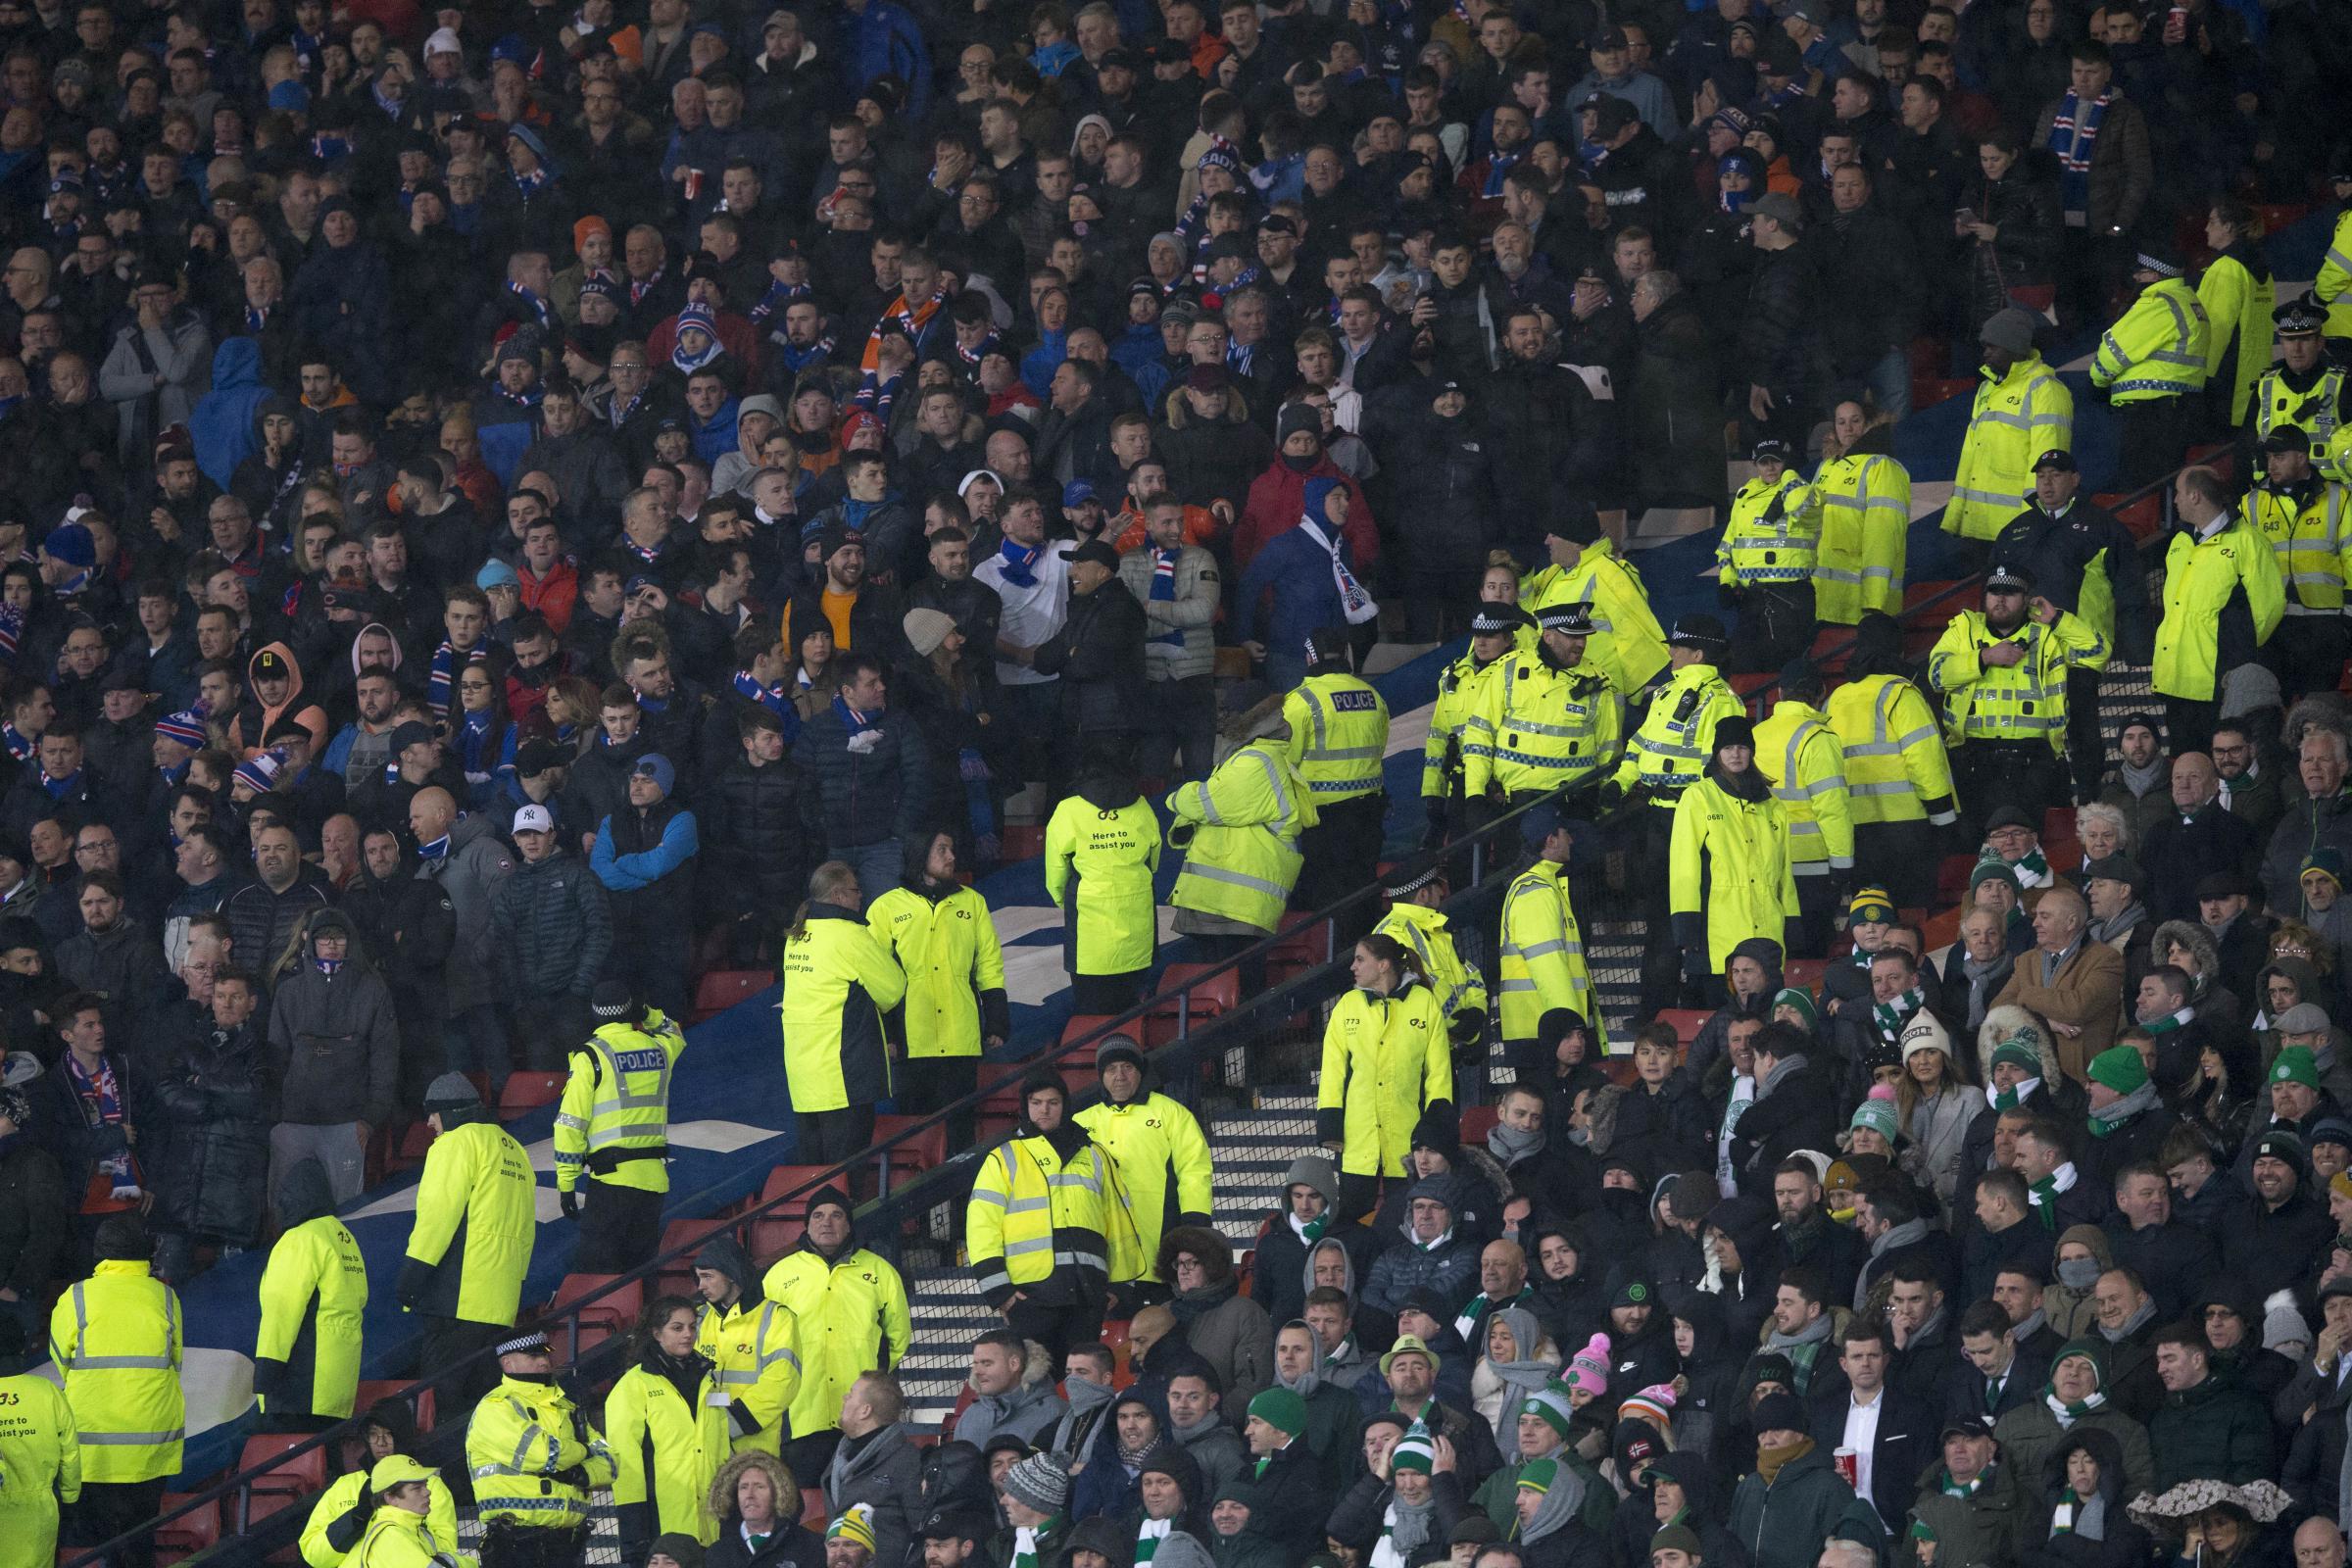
[[5, 0, 2352, 1566]]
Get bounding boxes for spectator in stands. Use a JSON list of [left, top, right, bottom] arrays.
[[588, 753, 697, 1023], [490, 803, 612, 1070], [792, 654, 931, 903], [954, 1330, 1068, 1450]]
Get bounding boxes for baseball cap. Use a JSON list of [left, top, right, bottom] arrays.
[[512, 805, 555, 834]]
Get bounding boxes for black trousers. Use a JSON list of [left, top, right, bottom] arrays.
[[2114, 396, 2190, 492], [1335, 1170, 1398, 1228], [480, 1519, 589, 1568], [418, 1316, 507, 1421], [1004, 1296, 1101, 1379], [1629, 804, 1687, 1019], [512, 995, 591, 1073], [1297, 793, 1387, 944], [895, 1055, 978, 1150], [1070, 969, 1150, 1015], [1727, 582, 1817, 674], [1958, 741, 2068, 844], [2165, 697, 2220, 758], [1141, 675, 1218, 784], [1854, 818, 1938, 910], [781, 1429, 843, 1489], [2266, 614, 2351, 704], [2066, 666, 2107, 804], [73, 1478, 166, 1568], [612, 910, 690, 1023], [795, 1104, 876, 1171], [1791, 871, 1838, 958], [573, 1180, 664, 1273]]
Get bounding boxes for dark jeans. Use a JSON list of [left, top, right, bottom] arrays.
[[895, 1054, 978, 1150], [417, 1317, 506, 1425], [72, 1479, 167, 1568], [1004, 1296, 1102, 1379], [511, 994, 590, 1073], [1141, 674, 1217, 784], [1854, 818, 1938, 911], [573, 1180, 663, 1273], [1727, 583, 1816, 674]]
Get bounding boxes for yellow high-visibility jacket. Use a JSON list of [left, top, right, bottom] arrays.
[[48, 1259, 181, 1485], [695, 1295, 804, 1454], [1281, 673, 1391, 802], [1613, 662, 1740, 802], [1945, 355, 2074, 541], [1315, 980, 1451, 1177], [966, 1126, 1143, 1308], [779, 907, 906, 1110], [301, 1470, 457, 1568], [1826, 674, 1959, 826], [1521, 540, 1670, 696], [466, 1373, 613, 1529], [348, 1505, 471, 1568], [254, 1209, 368, 1421], [605, 1356, 729, 1547], [2317, 206, 2352, 341], [1927, 609, 2108, 753], [1669, 775, 1802, 970], [1463, 653, 1621, 798], [2089, 277, 2209, 403], [1813, 449, 1912, 623], [1166, 741, 1316, 934], [401, 1115, 534, 1328], [2241, 477, 2352, 613], [0, 1370, 78, 1568], [1496, 858, 1601, 1047], [1423, 649, 1503, 805], [2253, 362, 2348, 457], [760, 1239, 912, 1441], [867, 881, 1006, 1059], [1718, 472, 1818, 585], [1044, 789, 1161, 977], [1372, 900, 1489, 1032], [1076, 1093, 1216, 1282], [555, 1017, 683, 1195], [2200, 248, 2277, 428], [2153, 516, 2287, 701], [1752, 700, 1855, 877]]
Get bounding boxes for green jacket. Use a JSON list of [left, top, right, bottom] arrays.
[[1471, 1446, 1615, 1536], [1900, 1459, 2032, 1568], [1989, 1400, 2153, 1500], [1727, 1445, 1885, 1568], [2147, 1372, 2276, 1490]]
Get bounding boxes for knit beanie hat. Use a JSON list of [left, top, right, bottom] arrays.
[[1651, 1524, 1704, 1560], [1849, 1084, 1899, 1143], [1750, 1392, 1806, 1436], [1391, 1430, 1436, 1473], [2265, 1289, 2314, 1352], [2087, 1044, 2148, 1097], [1899, 1010, 1949, 1065], [2053, 1339, 2108, 1386], [902, 607, 956, 658], [1620, 1384, 1677, 1430], [1849, 886, 1895, 923], [1772, 987, 1816, 1026], [1001, 1452, 1069, 1516], [824, 1508, 876, 1553], [1522, 1382, 1578, 1438], [424, 1072, 481, 1114], [154, 710, 207, 749], [1973, 859, 2021, 893], [1564, 1333, 1611, 1397], [1247, 1387, 1307, 1439], [2273, 1046, 2324, 1090], [1989, 1037, 2042, 1077], [1515, 1456, 1557, 1494], [232, 749, 283, 794]]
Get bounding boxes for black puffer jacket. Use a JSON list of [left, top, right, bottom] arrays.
[[1381, 402, 1498, 579], [1486, 357, 1614, 538], [1626, 290, 1727, 514], [0, 1128, 68, 1298], [1032, 578, 1150, 735], [1961, 158, 2064, 329], [703, 752, 813, 915], [151, 1012, 274, 1247], [1738, 240, 1824, 403], [792, 692, 933, 852], [490, 850, 613, 999]]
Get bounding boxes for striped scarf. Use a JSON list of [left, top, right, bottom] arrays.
[[428, 641, 483, 716], [2049, 90, 2109, 216], [1136, 1519, 1172, 1561], [1149, 548, 1185, 647]]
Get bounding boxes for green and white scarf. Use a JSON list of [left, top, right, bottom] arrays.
[[1875, 986, 1925, 1040]]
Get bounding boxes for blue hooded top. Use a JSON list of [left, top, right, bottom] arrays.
[[188, 338, 270, 487]]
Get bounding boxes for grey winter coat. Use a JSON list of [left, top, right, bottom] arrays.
[[268, 954, 401, 1129], [824, 1423, 925, 1568], [416, 813, 514, 1013], [951, 1340, 1068, 1448], [1116, 543, 1220, 681], [490, 850, 612, 998]]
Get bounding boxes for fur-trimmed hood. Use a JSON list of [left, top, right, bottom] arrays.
[[2151, 919, 2222, 992], [708, 1448, 800, 1526], [1976, 1004, 2064, 1087], [965, 1337, 1057, 1395]]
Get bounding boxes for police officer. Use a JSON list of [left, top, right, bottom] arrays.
[[1044, 742, 1160, 1015], [398, 1073, 536, 1415], [1751, 661, 1856, 957], [1075, 1035, 1214, 1307], [1497, 803, 1603, 1074], [1520, 514, 1671, 700], [1370, 857, 1489, 1053], [867, 829, 1007, 1138], [965, 1071, 1142, 1372], [2240, 427, 2352, 698], [1464, 603, 1623, 832], [252, 1158, 367, 1431], [466, 1330, 614, 1568], [1166, 727, 1316, 955], [52, 1217, 178, 1568], [1421, 603, 1525, 846], [1945, 309, 2075, 551], [1316, 930, 1450, 1224], [2154, 466, 2286, 753], [779, 860, 908, 1170], [2089, 243, 2210, 488], [1990, 450, 2154, 803], [554, 981, 682, 1273], [1827, 612, 1960, 909], [1612, 613, 1742, 1017], [1717, 438, 1820, 672], [344, 1456, 460, 1568], [0, 1308, 80, 1568], [1813, 402, 1914, 625], [691, 1235, 804, 1455], [1670, 717, 1801, 997], [759, 1185, 911, 1481], [2258, 302, 2351, 464], [1927, 564, 2107, 836], [1283, 627, 1391, 936]]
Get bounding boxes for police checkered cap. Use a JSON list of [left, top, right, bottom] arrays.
[[1536, 602, 1594, 636], [1470, 603, 1533, 636], [495, 1331, 550, 1356], [2276, 299, 2326, 335]]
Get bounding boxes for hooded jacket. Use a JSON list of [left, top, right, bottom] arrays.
[[267, 918, 400, 1130], [1361, 1175, 1481, 1314], [190, 337, 272, 488], [233, 641, 330, 758], [950, 1337, 1068, 1449], [152, 1003, 273, 1246], [2019, 1425, 2154, 1568]]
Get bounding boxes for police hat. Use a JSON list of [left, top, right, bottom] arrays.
[[1535, 602, 1595, 637], [1667, 613, 1729, 651], [2277, 299, 2327, 337], [1751, 437, 1793, 464], [1470, 603, 1533, 637], [1984, 564, 2033, 594]]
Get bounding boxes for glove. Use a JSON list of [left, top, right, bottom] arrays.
[[1420, 813, 1448, 851], [395, 1257, 434, 1312], [1447, 1006, 1489, 1048], [1717, 580, 1743, 609], [1598, 779, 1625, 811], [560, 1187, 583, 1221], [1167, 821, 1197, 849]]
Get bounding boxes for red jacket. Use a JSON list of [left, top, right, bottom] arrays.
[[519, 558, 578, 634], [1235, 456, 1376, 571]]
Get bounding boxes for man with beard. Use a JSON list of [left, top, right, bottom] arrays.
[[1926, 564, 2106, 841]]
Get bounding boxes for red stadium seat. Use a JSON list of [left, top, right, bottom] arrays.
[[496, 1071, 566, 1118]]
